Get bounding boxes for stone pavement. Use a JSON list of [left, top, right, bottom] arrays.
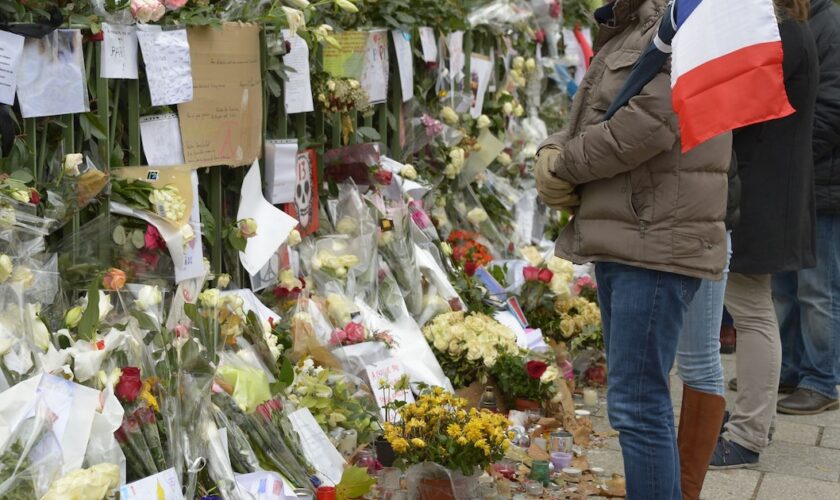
[[586, 354, 840, 500]]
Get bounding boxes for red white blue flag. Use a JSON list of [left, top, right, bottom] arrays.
[[671, 0, 794, 151]]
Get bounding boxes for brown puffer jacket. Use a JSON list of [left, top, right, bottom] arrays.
[[539, 0, 732, 280]]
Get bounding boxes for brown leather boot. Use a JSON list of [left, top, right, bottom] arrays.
[[719, 325, 736, 354], [678, 385, 727, 500]]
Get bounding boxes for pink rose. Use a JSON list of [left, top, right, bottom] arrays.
[[164, 0, 187, 9], [523, 266, 540, 282], [144, 225, 165, 251], [131, 0, 165, 22], [410, 207, 432, 230], [344, 322, 366, 344], [538, 268, 554, 284], [330, 329, 348, 346]]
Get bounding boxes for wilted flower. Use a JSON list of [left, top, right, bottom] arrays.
[[282, 6, 305, 36], [64, 153, 83, 176]]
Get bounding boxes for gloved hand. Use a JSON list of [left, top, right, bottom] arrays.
[[535, 145, 579, 212]]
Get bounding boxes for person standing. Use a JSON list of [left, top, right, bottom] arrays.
[[773, 0, 840, 416], [711, 0, 818, 468], [535, 0, 731, 496]]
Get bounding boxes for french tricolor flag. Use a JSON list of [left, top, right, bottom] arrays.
[[671, 0, 794, 151]]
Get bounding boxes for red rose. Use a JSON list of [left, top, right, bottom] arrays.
[[534, 29, 546, 45], [585, 364, 607, 386], [523, 266, 540, 282], [549, 0, 561, 18], [538, 268, 554, 283], [525, 360, 548, 380], [115, 367, 143, 403], [330, 328, 348, 346], [373, 170, 393, 186], [465, 261, 478, 276], [344, 322, 366, 343], [29, 189, 41, 205]]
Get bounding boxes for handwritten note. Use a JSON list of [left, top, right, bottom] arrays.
[[323, 31, 368, 78], [137, 26, 192, 106], [392, 30, 414, 102], [366, 358, 415, 422], [100, 23, 138, 79], [140, 114, 185, 166], [120, 468, 182, 500], [264, 139, 298, 204], [0, 30, 24, 105], [237, 161, 299, 276], [418, 27, 437, 63], [235, 471, 297, 500], [287, 408, 346, 486], [362, 30, 389, 104], [178, 170, 205, 284], [17, 30, 89, 118], [281, 31, 314, 115], [448, 31, 465, 79], [178, 23, 262, 167]]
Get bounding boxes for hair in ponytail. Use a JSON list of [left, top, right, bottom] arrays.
[[774, 0, 810, 21]]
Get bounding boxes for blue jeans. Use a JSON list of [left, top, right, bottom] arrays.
[[676, 232, 731, 395], [773, 214, 840, 399], [596, 262, 701, 500]]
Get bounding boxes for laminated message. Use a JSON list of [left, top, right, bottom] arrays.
[[323, 30, 389, 104], [366, 358, 415, 422], [178, 23, 262, 167]]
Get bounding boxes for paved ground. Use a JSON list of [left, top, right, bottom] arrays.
[[587, 354, 840, 500]]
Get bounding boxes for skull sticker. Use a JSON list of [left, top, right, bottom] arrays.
[[294, 153, 312, 228]]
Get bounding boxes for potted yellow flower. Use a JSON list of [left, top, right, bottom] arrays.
[[383, 386, 511, 500]]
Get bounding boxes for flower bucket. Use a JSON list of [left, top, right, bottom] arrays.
[[374, 436, 396, 467], [407, 464, 480, 500], [514, 398, 542, 412]]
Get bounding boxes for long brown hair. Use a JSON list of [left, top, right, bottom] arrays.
[[774, 0, 810, 21]]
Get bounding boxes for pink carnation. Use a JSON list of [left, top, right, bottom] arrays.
[[344, 322, 366, 344], [144, 225, 166, 251]]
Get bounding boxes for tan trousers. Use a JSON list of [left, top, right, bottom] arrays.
[[722, 272, 781, 453]]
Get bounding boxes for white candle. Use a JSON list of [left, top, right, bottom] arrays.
[[583, 388, 598, 406]]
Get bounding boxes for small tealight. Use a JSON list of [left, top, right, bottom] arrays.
[[562, 467, 582, 483], [575, 409, 591, 417], [591, 467, 605, 477]]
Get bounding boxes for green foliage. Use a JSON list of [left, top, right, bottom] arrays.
[[489, 353, 555, 403], [336, 466, 377, 500], [77, 278, 101, 341]]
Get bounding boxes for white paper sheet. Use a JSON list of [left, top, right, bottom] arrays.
[[281, 31, 314, 114], [469, 54, 493, 118], [448, 31, 465, 79], [235, 471, 298, 500], [287, 408, 346, 486], [362, 29, 389, 104], [120, 467, 182, 499], [249, 250, 281, 292], [180, 171, 205, 283], [418, 27, 438, 63], [237, 161, 299, 276], [392, 30, 414, 102], [0, 30, 24, 105], [137, 26, 193, 106], [494, 311, 549, 352], [17, 30, 89, 118], [140, 114, 185, 166], [264, 140, 298, 204], [365, 358, 415, 422], [100, 23, 139, 79], [85, 388, 126, 485]]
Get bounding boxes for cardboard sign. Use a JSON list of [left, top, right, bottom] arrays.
[[178, 23, 262, 167], [283, 149, 320, 236]]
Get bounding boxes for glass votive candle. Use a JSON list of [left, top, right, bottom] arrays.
[[550, 451, 573, 471], [524, 480, 544, 497], [583, 388, 599, 406]]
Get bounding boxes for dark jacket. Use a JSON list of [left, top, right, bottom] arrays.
[[810, 0, 840, 213], [730, 19, 818, 274], [726, 151, 740, 230]]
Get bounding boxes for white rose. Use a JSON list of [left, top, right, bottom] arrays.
[[336, 217, 358, 235], [525, 57, 536, 73], [11, 266, 33, 288], [466, 208, 488, 226], [440, 106, 459, 125], [513, 104, 525, 117], [10, 190, 29, 204], [497, 152, 512, 166], [180, 224, 195, 246], [0, 255, 13, 283], [449, 148, 465, 169], [135, 285, 163, 310], [217, 273, 231, 288], [540, 365, 560, 383], [287, 229, 302, 246], [476, 115, 491, 129], [199, 289, 221, 308], [512, 56, 525, 71], [502, 102, 514, 115], [400, 164, 418, 180]]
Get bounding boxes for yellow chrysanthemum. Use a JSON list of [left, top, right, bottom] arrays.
[[391, 438, 409, 453], [447, 423, 462, 438], [457, 436, 469, 446], [411, 438, 426, 448]]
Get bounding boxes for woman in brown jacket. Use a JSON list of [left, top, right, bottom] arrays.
[[535, 0, 731, 498]]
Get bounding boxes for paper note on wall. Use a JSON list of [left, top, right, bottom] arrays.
[[140, 114, 185, 166], [288, 408, 346, 486], [362, 29, 389, 103], [324, 30, 389, 103], [418, 27, 437, 63], [0, 30, 24, 105], [366, 358, 415, 422], [178, 23, 262, 167], [264, 140, 298, 204], [237, 161, 299, 275], [120, 468, 182, 499], [137, 26, 193, 106], [282, 31, 314, 115], [469, 54, 493, 118], [178, 170, 205, 283], [448, 31, 465, 79], [392, 30, 414, 102], [100, 23, 138, 79], [17, 30, 89, 118]]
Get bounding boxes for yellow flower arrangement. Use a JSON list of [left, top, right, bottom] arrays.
[[383, 386, 511, 476]]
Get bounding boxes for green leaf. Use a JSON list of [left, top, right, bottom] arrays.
[[336, 466, 376, 500], [131, 311, 159, 333], [9, 170, 34, 184], [278, 357, 294, 387], [183, 303, 199, 323], [78, 280, 101, 341], [356, 126, 381, 141]]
